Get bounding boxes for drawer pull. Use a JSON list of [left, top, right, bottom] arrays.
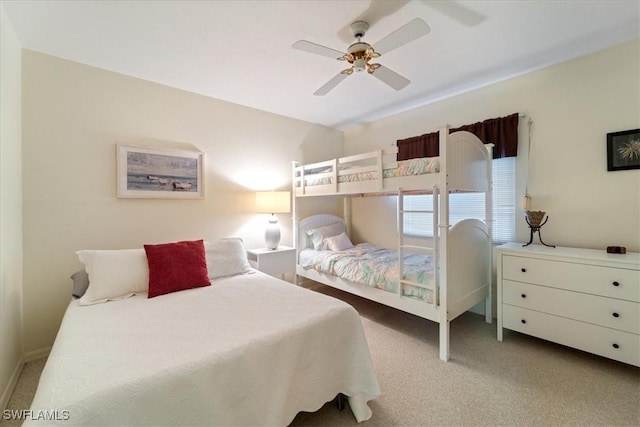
[[521, 294, 527, 299], [612, 281, 620, 287], [521, 319, 527, 324], [521, 268, 526, 273], [612, 343, 620, 349], [612, 312, 620, 318]]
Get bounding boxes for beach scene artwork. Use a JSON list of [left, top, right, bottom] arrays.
[[127, 151, 198, 192], [117, 145, 203, 198]]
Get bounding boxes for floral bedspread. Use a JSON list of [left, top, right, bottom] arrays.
[[311, 243, 435, 303], [305, 157, 440, 186]]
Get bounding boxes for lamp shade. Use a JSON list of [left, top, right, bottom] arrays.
[[255, 191, 290, 214]]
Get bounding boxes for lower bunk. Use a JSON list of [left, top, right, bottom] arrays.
[[295, 214, 492, 361]]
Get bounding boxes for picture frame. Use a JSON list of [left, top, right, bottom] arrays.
[[607, 128, 640, 171], [116, 144, 204, 199]]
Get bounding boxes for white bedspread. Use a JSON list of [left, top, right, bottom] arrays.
[[27, 272, 380, 426]]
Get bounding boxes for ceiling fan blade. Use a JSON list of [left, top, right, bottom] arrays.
[[372, 18, 430, 55], [292, 40, 345, 60], [370, 65, 410, 91], [422, 0, 485, 27], [314, 72, 350, 96]]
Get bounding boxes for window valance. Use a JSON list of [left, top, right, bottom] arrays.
[[397, 113, 519, 160]]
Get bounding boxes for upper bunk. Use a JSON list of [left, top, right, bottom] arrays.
[[292, 128, 494, 198]]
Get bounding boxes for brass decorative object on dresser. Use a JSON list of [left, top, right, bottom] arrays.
[[496, 243, 640, 366]]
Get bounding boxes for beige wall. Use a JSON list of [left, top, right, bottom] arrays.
[[344, 40, 640, 253], [16, 38, 640, 357], [0, 7, 24, 409], [21, 51, 342, 353]]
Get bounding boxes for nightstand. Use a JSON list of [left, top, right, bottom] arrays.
[[247, 246, 296, 279]]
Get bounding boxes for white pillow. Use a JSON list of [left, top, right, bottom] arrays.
[[205, 238, 253, 279], [77, 249, 149, 306], [307, 222, 346, 250], [325, 232, 354, 251]]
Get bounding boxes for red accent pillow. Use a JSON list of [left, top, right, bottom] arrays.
[[144, 240, 211, 298]]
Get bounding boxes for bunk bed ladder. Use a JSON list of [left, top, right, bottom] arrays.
[[332, 158, 338, 194], [396, 188, 437, 305], [432, 185, 440, 309], [291, 161, 300, 284], [376, 150, 383, 190]]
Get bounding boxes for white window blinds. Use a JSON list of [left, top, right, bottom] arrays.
[[403, 156, 515, 244]]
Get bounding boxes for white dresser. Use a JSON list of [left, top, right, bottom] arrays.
[[496, 243, 640, 366]]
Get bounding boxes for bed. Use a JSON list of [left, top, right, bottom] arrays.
[[292, 127, 493, 362], [301, 156, 440, 188], [26, 238, 380, 426], [299, 242, 436, 303]]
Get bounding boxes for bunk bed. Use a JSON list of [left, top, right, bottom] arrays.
[[292, 127, 493, 362]]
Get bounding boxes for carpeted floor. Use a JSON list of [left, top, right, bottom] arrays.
[[4, 282, 640, 426], [1, 357, 45, 427]]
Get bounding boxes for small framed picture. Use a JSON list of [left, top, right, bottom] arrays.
[[607, 129, 640, 171], [116, 144, 204, 199]]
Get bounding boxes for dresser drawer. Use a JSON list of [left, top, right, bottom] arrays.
[[503, 280, 640, 334], [502, 255, 640, 302], [503, 305, 640, 367]]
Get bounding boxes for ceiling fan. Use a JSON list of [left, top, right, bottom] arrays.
[[292, 18, 430, 96]]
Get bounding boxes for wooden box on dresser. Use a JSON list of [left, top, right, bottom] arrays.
[[496, 243, 640, 367]]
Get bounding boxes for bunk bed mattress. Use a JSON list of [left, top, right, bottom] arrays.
[[305, 156, 440, 186], [26, 271, 380, 426], [300, 243, 435, 303]]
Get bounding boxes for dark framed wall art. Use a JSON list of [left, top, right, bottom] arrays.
[[607, 128, 640, 171]]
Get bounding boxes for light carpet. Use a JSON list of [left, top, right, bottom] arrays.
[[4, 282, 639, 426]]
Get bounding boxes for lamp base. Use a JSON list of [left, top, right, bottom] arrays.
[[265, 214, 281, 250]]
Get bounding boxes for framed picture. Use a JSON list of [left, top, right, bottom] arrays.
[[116, 144, 204, 199], [607, 129, 640, 171]]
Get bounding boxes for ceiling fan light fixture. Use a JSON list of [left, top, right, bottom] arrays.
[[366, 47, 381, 59], [293, 17, 429, 95], [367, 63, 381, 74]]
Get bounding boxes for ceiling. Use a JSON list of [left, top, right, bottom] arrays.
[[3, 1, 639, 130]]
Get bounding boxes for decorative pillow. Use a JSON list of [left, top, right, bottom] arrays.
[[325, 232, 354, 251], [71, 269, 90, 298], [205, 238, 253, 279], [144, 239, 211, 298], [307, 222, 346, 250], [77, 248, 149, 306]]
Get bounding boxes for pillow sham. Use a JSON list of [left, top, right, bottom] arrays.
[[205, 238, 253, 279], [307, 222, 346, 250], [325, 232, 354, 251], [144, 239, 211, 298], [71, 269, 90, 298], [77, 248, 149, 306]]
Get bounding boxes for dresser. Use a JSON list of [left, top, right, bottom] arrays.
[[496, 243, 640, 366]]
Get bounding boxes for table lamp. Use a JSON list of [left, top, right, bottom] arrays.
[[255, 191, 290, 250]]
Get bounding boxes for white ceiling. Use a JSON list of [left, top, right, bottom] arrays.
[[3, 0, 639, 130]]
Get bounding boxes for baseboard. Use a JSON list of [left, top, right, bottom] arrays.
[[24, 347, 51, 363], [1, 355, 25, 412], [1, 347, 50, 411]]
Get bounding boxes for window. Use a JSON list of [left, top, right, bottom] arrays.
[[403, 156, 515, 244]]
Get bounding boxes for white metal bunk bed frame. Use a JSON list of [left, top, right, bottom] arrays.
[[292, 127, 493, 361]]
